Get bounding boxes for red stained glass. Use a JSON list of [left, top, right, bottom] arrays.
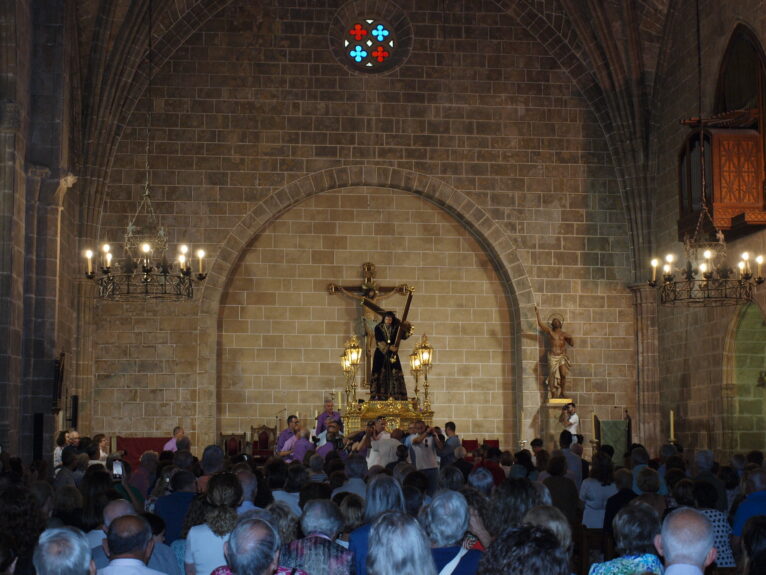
[[372, 46, 389, 62], [349, 23, 367, 41]]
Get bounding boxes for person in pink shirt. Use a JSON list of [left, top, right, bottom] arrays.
[[163, 427, 184, 452]]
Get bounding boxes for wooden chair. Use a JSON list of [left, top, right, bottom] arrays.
[[219, 433, 247, 457], [483, 439, 500, 450], [251, 424, 277, 459]]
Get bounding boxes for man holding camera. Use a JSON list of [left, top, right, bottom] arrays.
[[559, 402, 579, 440], [411, 419, 444, 496]]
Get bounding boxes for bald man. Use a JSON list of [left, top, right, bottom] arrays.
[[98, 515, 165, 575], [91, 500, 180, 575], [654, 507, 717, 575]]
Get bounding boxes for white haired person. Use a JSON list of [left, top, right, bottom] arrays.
[[654, 507, 717, 574], [419, 490, 482, 573], [33, 528, 94, 575], [366, 511, 436, 575]]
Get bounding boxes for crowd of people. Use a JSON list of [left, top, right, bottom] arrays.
[[1, 416, 766, 575]]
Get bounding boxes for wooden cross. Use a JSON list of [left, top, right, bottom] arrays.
[[328, 263, 411, 387]]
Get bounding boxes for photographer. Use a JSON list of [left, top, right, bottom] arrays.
[[411, 420, 443, 496], [559, 403, 579, 442]]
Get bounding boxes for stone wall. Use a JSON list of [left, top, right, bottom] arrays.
[[650, 0, 766, 456], [87, 0, 635, 450]]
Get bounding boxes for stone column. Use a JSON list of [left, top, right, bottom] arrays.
[[630, 283, 662, 451]]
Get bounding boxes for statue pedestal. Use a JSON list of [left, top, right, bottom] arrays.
[[342, 397, 432, 432]]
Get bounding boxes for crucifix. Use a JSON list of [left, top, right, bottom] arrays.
[[327, 263, 411, 388]]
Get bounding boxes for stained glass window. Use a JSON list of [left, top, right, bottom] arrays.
[[344, 19, 396, 69]]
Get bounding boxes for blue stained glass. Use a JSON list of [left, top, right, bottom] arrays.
[[349, 45, 368, 62], [372, 24, 389, 42]]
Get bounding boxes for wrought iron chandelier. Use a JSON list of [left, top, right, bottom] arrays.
[[648, 0, 762, 306], [84, 1, 206, 300]]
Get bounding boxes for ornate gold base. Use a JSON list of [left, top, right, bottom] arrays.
[[547, 397, 573, 406], [342, 397, 433, 433]]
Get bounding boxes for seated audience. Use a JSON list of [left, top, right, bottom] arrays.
[[654, 507, 717, 574], [335, 493, 364, 548], [100, 515, 164, 575], [420, 490, 482, 574], [452, 446, 474, 482], [467, 467, 493, 497], [488, 478, 540, 539], [602, 468, 637, 535], [264, 502, 298, 548], [0, 484, 47, 575], [235, 468, 260, 516], [221, 515, 306, 575], [265, 459, 301, 518], [331, 455, 367, 501], [280, 499, 352, 575], [478, 525, 569, 575], [692, 480, 734, 567], [633, 467, 666, 519], [154, 470, 197, 544], [33, 528, 92, 575], [543, 455, 580, 527], [692, 450, 727, 512], [733, 468, 766, 546], [184, 472, 241, 575], [366, 511, 436, 575], [523, 505, 573, 560], [589, 502, 662, 575], [438, 465, 466, 491]]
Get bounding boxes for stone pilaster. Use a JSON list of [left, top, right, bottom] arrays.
[[630, 283, 662, 451]]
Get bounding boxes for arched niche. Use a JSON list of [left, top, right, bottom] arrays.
[[723, 301, 766, 453]]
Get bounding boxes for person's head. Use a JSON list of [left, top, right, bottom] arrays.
[[590, 452, 614, 486], [139, 451, 158, 471], [444, 422, 456, 436], [285, 464, 308, 493], [300, 499, 343, 539], [104, 515, 153, 562], [636, 467, 660, 494], [372, 416, 386, 434], [694, 450, 714, 473], [530, 438, 543, 452], [224, 516, 280, 575], [671, 478, 695, 507], [323, 398, 334, 414], [488, 478, 539, 537], [298, 482, 331, 508], [264, 458, 288, 490], [719, 465, 740, 490], [173, 449, 194, 470], [176, 436, 192, 451], [338, 493, 364, 533], [467, 467, 494, 497], [364, 474, 405, 523], [607, 468, 628, 493], [170, 470, 197, 493], [383, 311, 395, 326], [264, 502, 298, 546], [478, 524, 569, 575], [558, 430, 572, 449], [206, 472, 244, 536], [366, 511, 436, 575], [534, 449, 550, 473], [551, 317, 562, 330], [743, 516, 766, 575], [171, 427, 184, 440], [566, 402, 576, 414], [33, 528, 93, 575], [102, 499, 135, 529], [665, 468, 686, 491], [344, 454, 367, 480], [92, 434, 107, 453], [419, 490, 469, 547], [308, 454, 324, 474], [746, 468, 766, 494], [55, 431, 68, 448], [655, 507, 716, 569], [692, 480, 718, 510], [438, 466, 465, 491], [547, 455, 567, 478], [454, 446, 467, 461], [201, 445, 225, 475], [237, 469, 258, 504], [612, 502, 660, 556], [67, 430, 80, 447], [523, 505, 572, 554], [286, 415, 299, 431], [630, 446, 650, 467], [746, 450, 764, 467], [326, 419, 340, 438], [659, 443, 678, 462]]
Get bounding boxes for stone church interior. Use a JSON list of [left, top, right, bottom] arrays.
[[3, 0, 766, 572]]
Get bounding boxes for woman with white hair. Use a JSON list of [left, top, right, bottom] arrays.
[[366, 511, 436, 575], [420, 490, 483, 574]]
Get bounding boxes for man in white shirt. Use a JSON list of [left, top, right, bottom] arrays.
[[98, 515, 166, 575], [654, 507, 717, 575], [410, 420, 443, 496], [559, 403, 579, 439]]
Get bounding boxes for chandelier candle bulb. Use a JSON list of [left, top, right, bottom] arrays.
[[85, 250, 93, 274], [196, 249, 205, 274], [757, 255, 763, 278], [651, 259, 659, 282], [742, 252, 751, 274], [738, 261, 745, 279], [102, 244, 111, 268], [105, 252, 112, 268]]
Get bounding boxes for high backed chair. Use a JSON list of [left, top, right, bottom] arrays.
[[219, 433, 247, 457], [251, 424, 277, 459]]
